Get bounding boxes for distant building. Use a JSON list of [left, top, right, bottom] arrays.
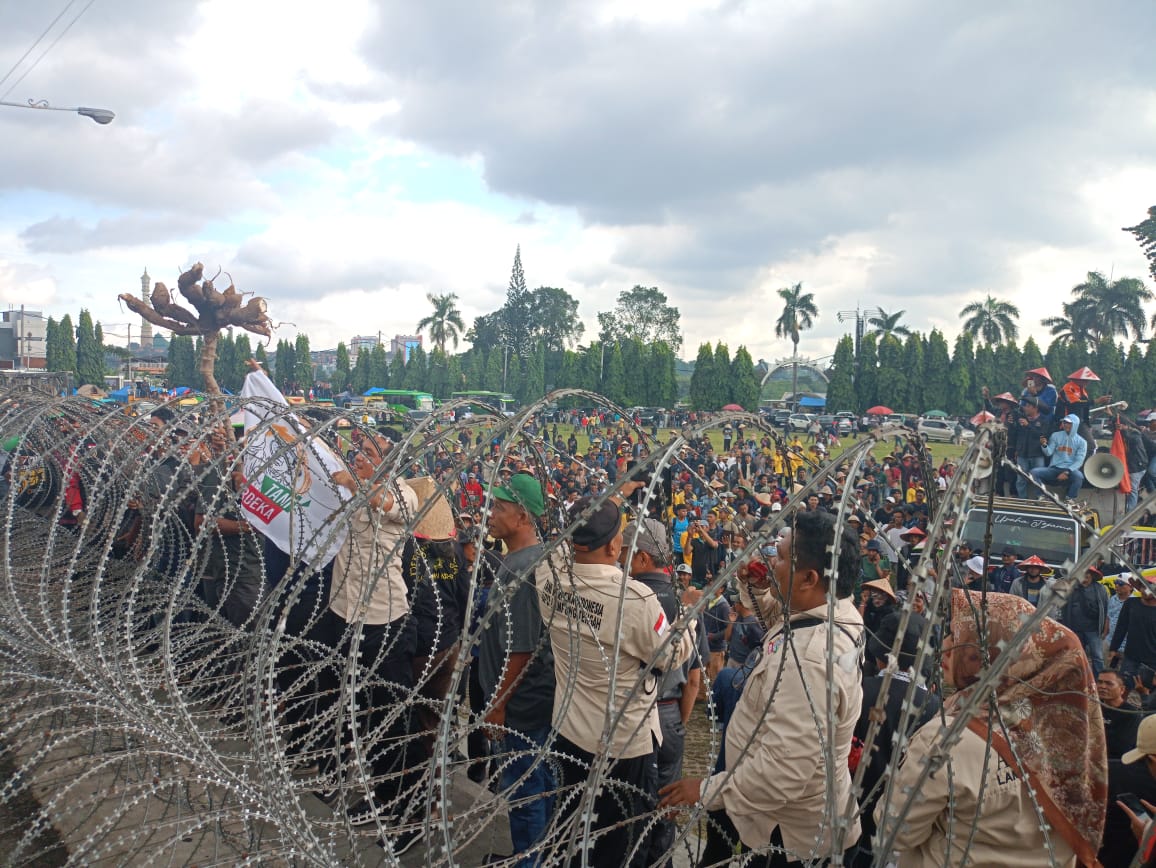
[[390, 334, 422, 362], [0, 308, 47, 370], [139, 269, 154, 347], [349, 334, 380, 364]]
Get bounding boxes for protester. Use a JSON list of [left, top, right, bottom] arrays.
[[660, 510, 864, 866], [538, 495, 694, 867], [1099, 669, 1143, 761], [1102, 716, 1156, 868], [1030, 414, 1088, 501], [622, 516, 709, 867], [1111, 577, 1156, 693], [880, 589, 1107, 867], [477, 473, 557, 867], [1009, 555, 1051, 608], [1059, 566, 1110, 674]]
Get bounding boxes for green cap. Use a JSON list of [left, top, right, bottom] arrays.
[[492, 472, 545, 517]]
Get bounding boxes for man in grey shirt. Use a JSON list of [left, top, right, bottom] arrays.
[[624, 516, 709, 866], [477, 473, 555, 866]]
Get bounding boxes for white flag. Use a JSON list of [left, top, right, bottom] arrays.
[[239, 369, 350, 566]]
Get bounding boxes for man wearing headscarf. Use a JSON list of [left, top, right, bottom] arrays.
[[878, 589, 1107, 867]]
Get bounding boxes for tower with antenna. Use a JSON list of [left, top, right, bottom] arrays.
[[138, 269, 153, 348]]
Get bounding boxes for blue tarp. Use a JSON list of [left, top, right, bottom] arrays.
[[364, 387, 386, 396], [173, 386, 192, 395], [799, 396, 826, 408], [109, 387, 130, 403]]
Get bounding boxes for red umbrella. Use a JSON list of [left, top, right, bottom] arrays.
[[722, 403, 744, 411], [866, 405, 893, 415]]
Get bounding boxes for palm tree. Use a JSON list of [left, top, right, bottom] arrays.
[[959, 295, 1020, 345], [774, 282, 818, 408], [1041, 300, 1095, 348], [1069, 271, 1151, 343], [416, 292, 465, 354], [867, 308, 911, 342]]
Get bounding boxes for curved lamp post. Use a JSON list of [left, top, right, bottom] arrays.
[[0, 98, 114, 124]]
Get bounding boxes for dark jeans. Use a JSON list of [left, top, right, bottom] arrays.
[[498, 726, 556, 867], [554, 733, 657, 868]]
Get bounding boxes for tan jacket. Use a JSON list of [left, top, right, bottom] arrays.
[[328, 481, 418, 625], [701, 597, 865, 857], [876, 722, 1076, 867], [536, 557, 694, 759]]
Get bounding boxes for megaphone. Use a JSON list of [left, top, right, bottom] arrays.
[[1085, 453, 1125, 489], [973, 452, 994, 479]]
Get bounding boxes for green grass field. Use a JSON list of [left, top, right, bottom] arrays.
[[539, 423, 972, 467]]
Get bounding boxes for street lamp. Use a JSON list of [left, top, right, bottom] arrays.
[[0, 98, 114, 125]]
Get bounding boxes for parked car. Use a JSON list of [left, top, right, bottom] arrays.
[[833, 412, 855, 435], [816, 414, 837, 430], [788, 413, 816, 432], [916, 418, 975, 443], [770, 409, 792, 428]]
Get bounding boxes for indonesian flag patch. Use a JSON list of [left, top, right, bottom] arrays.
[[653, 611, 669, 636]]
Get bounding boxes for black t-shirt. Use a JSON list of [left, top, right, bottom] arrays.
[[476, 543, 555, 731], [1101, 758, 1156, 868], [1103, 703, 1144, 761]]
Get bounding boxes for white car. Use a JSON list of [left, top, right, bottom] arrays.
[[788, 413, 816, 432], [916, 418, 974, 443]]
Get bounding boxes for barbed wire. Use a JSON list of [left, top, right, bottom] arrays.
[[0, 387, 1139, 866]]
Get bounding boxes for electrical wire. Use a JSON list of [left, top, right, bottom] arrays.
[[0, 0, 99, 102]]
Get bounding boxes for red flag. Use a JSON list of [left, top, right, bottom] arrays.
[[1111, 428, 1132, 494]]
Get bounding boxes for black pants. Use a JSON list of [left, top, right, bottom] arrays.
[[554, 734, 657, 868], [319, 613, 426, 814]]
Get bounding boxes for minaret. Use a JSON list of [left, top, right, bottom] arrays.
[[139, 268, 153, 347]]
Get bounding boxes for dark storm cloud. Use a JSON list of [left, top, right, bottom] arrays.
[[359, 0, 1155, 297]]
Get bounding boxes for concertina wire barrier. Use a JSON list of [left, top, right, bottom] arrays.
[[0, 385, 1146, 866]]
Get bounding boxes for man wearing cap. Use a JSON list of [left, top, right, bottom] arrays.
[[623, 516, 710, 865], [989, 548, 1021, 594], [659, 510, 865, 864], [1031, 414, 1088, 501], [1060, 567, 1110, 674], [1009, 555, 1050, 606], [860, 539, 892, 593], [1010, 398, 1048, 499], [477, 472, 557, 866], [1100, 716, 1156, 868], [537, 496, 694, 867], [1020, 367, 1058, 428]]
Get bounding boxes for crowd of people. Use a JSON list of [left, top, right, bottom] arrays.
[[15, 356, 1156, 867]]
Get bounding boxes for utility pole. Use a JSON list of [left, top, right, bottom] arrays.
[[836, 305, 883, 373]]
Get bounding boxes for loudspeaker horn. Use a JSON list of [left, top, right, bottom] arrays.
[[973, 452, 994, 479], [1085, 453, 1125, 489]]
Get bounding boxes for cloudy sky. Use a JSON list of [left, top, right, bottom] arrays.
[[1, 0, 1153, 365]]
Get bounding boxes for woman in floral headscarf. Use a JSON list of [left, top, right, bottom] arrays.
[[877, 589, 1107, 867]]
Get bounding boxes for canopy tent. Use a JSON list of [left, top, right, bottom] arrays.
[[798, 396, 826, 408], [923, 410, 947, 417]]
